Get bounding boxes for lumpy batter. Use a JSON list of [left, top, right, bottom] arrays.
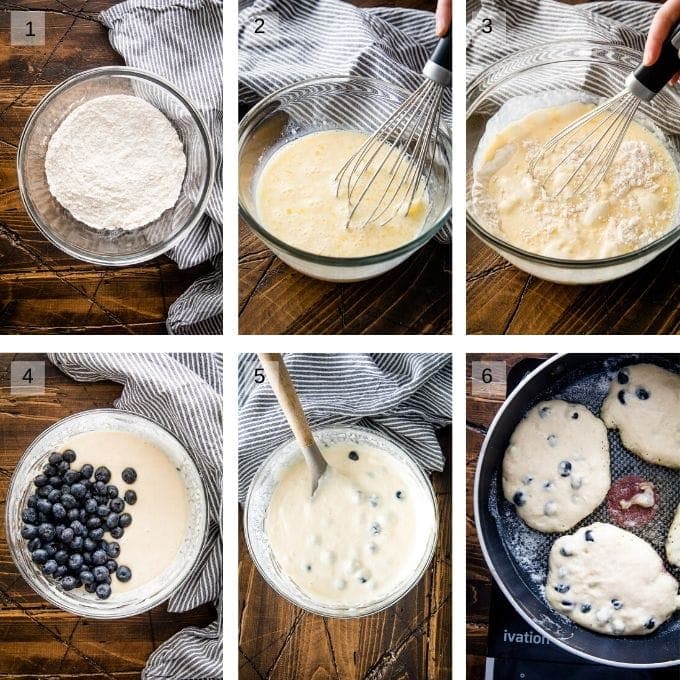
[[472, 101, 680, 259], [60, 430, 189, 593], [265, 442, 435, 608], [255, 130, 428, 257]]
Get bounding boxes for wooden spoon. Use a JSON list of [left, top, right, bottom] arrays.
[[258, 353, 328, 496]]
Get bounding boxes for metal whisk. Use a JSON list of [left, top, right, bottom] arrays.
[[335, 31, 451, 228], [531, 24, 680, 197]]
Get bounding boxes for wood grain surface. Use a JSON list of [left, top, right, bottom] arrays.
[[238, 0, 452, 336], [465, 354, 551, 680], [466, 233, 680, 334], [239, 426, 451, 680], [0, 353, 215, 679], [0, 1, 211, 334]]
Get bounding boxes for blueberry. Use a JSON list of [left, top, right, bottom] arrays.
[[612, 599, 622, 610], [68, 553, 84, 571], [33, 474, 49, 488], [89, 528, 104, 541], [95, 583, 111, 600], [84, 537, 97, 552], [52, 503, 66, 520], [44, 542, 57, 557], [49, 476, 62, 488], [43, 464, 58, 476], [106, 485, 118, 499], [348, 452, 359, 462], [96, 505, 110, 518], [369, 522, 381, 535], [561, 601, 573, 608], [64, 470, 81, 485], [617, 371, 629, 385], [27, 494, 38, 508], [547, 434, 558, 447], [558, 461, 572, 477], [92, 550, 107, 566], [70, 483, 87, 499], [71, 536, 83, 551], [56, 565, 68, 578], [636, 388, 650, 400], [38, 523, 55, 541], [80, 464, 94, 479], [118, 513, 132, 529], [70, 520, 85, 536], [93, 565, 109, 582], [116, 565, 132, 582], [105, 514, 119, 530], [42, 559, 58, 576], [358, 576, 368, 583], [27, 538, 41, 552], [105, 542, 120, 558], [84, 498, 97, 514], [94, 481, 107, 494], [110, 526, 124, 539], [54, 550, 68, 565], [61, 494, 77, 510], [539, 406, 551, 419], [581, 603, 592, 613], [32, 549, 48, 565], [47, 489, 62, 503], [645, 618, 656, 630], [21, 507, 37, 524], [94, 467, 111, 483], [617, 390, 626, 405], [395, 490, 404, 500], [559, 547, 573, 557], [36, 499, 52, 515], [66, 508, 79, 522], [61, 528, 74, 544], [21, 524, 38, 539], [61, 575, 77, 591], [585, 530, 594, 542], [57, 460, 70, 473], [109, 498, 124, 513], [105, 559, 117, 573], [124, 490, 137, 505], [543, 481, 553, 490], [62, 450, 76, 464], [513, 491, 526, 507], [554, 583, 570, 594], [82, 551, 92, 565], [37, 485, 53, 499], [48, 452, 63, 465], [86, 517, 102, 530], [571, 412, 579, 419]]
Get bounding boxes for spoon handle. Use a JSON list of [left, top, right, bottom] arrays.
[[257, 353, 316, 448]]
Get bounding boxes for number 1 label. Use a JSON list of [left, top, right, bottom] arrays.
[[11, 11, 45, 46]]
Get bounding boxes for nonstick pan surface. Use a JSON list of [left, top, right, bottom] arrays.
[[474, 353, 680, 668]]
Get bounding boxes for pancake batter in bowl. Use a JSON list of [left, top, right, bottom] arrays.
[[265, 441, 436, 608], [59, 430, 190, 593], [255, 129, 428, 257], [471, 101, 680, 259]]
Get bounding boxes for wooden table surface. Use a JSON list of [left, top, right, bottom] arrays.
[[0, 353, 215, 679], [465, 354, 551, 680], [238, 0, 452, 336], [0, 2, 210, 334], [239, 426, 451, 680], [466, 234, 680, 335]]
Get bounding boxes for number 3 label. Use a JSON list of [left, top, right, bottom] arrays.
[[477, 12, 506, 44], [471, 361, 507, 397]]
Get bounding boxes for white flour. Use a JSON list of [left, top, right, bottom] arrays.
[[45, 94, 186, 231]]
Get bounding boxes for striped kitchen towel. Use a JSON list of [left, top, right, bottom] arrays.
[[238, 353, 452, 503], [101, 1, 223, 335], [238, 0, 452, 242], [49, 353, 223, 680]]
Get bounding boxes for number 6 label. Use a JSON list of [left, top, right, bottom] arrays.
[[11, 360, 46, 396], [470, 361, 506, 398]]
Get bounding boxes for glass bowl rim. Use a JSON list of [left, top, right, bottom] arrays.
[[238, 74, 452, 266], [16, 65, 216, 267], [242, 423, 439, 618], [466, 39, 680, 269], [5, 407, 209, 619]]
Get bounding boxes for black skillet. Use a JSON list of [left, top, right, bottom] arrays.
[[474, 353, 680, 668]]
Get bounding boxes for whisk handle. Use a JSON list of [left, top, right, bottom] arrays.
[[423, 29, 451, 86], [630, 22, 680, 100]]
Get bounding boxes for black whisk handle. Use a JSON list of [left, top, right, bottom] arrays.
[[631, 21, 680, 100], [423, 29, 451, 86]]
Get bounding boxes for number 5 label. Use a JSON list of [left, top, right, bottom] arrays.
[[11, 11, 45, 47], [470, 361, 506, 398], [11, 360, 46, 396]]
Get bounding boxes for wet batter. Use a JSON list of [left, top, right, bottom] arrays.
[[265, 441, 435, 608], [472, 101, 680, 259], [255, 130, 428, 257]]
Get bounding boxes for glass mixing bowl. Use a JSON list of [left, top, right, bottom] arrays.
[[243, 425, 438, 618], [6, 409, 208, 619], [467, 41, 680, 284], [17, 66, 215, 266], [239, 76, 452, 282]]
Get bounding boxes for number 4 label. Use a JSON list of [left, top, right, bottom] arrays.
[[11, 360, 46, 396], [471, 361, 506, 397]]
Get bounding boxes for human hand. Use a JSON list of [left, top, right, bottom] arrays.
[[644, 0, 680, 84], [436, 0, 451, 36]]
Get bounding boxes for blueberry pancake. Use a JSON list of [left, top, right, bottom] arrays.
[[602, 364, 680, 469], [668, 504, 680, 567], [546, 523, 680, 636], [503, 400, 610, 533]]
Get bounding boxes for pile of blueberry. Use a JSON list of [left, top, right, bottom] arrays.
[[21, 449, 137, 600]]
